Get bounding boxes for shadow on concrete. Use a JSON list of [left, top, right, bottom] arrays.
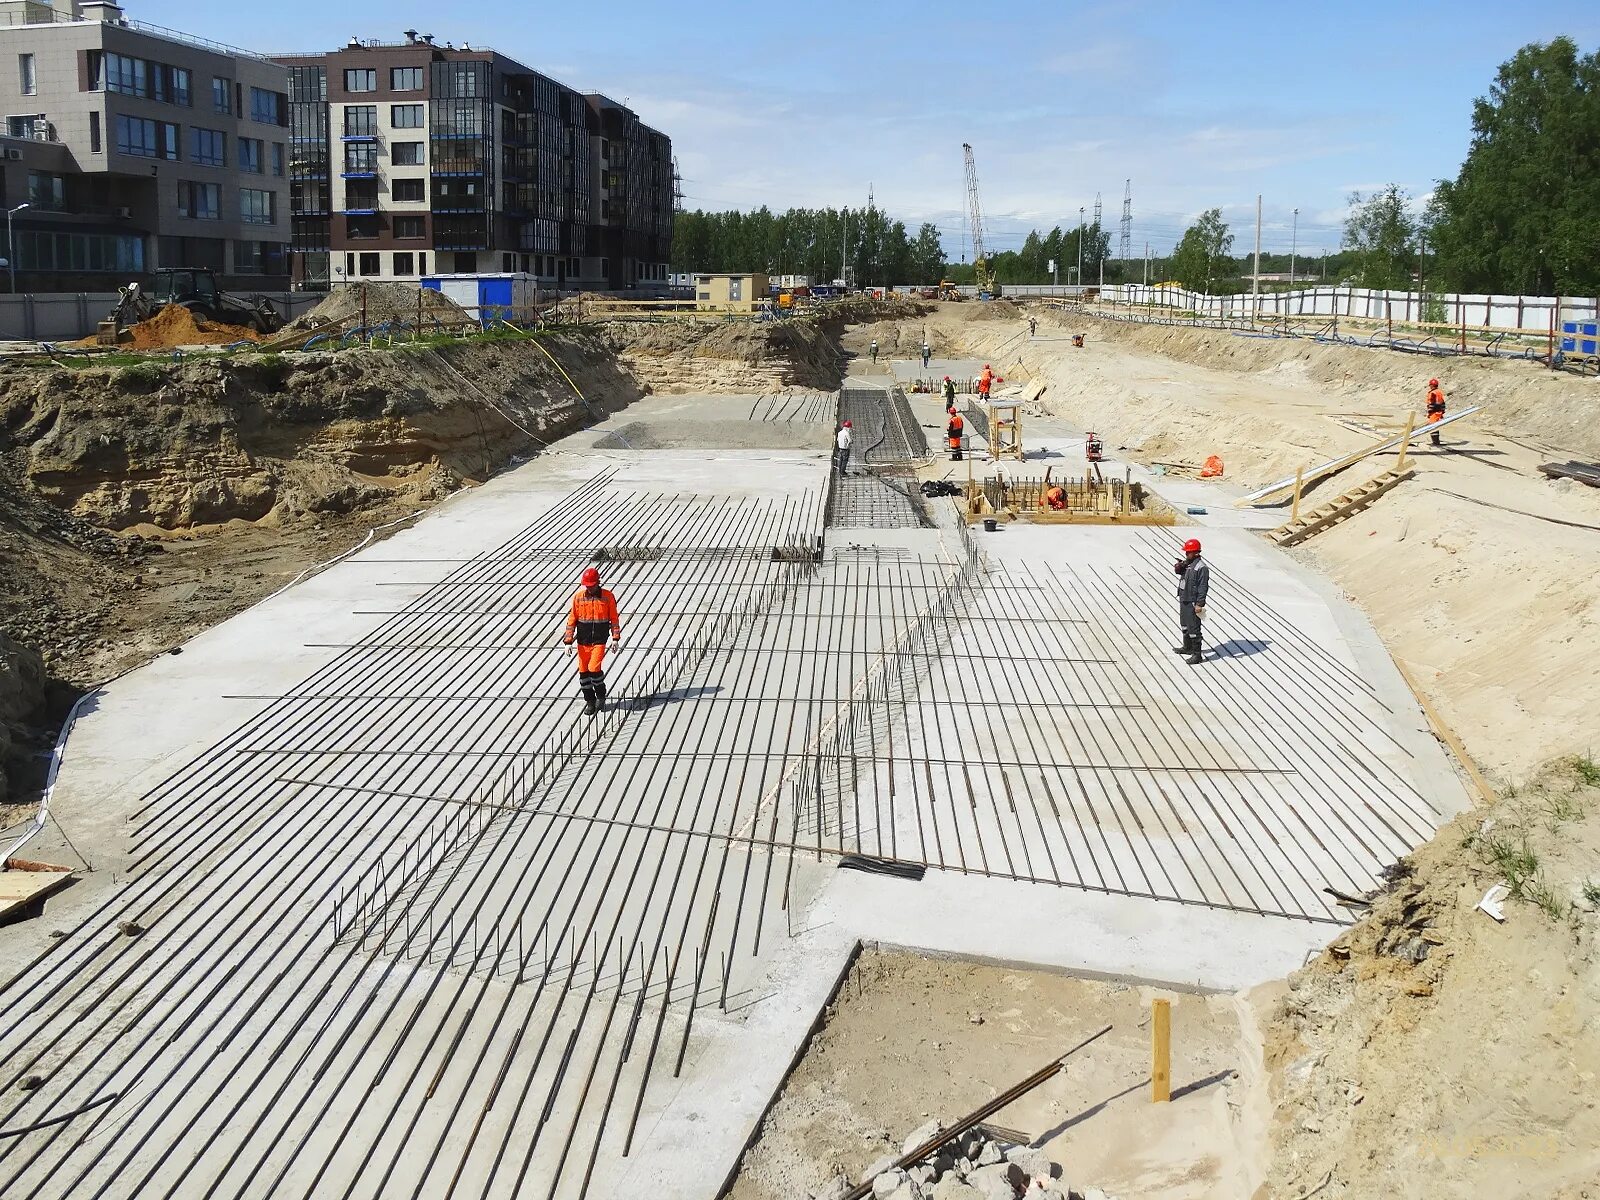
[[631, 685, 725, 710], [1211, 638, 1273, 659]]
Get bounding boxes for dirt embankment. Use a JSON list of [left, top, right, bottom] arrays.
[[2, 333, 639, 531], [601, 316, 845, 394], [1261, 758, 1600, 1200]]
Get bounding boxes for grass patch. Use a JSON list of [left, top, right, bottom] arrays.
[[115, 361, 166, 388], [1582, 880, 1600, 910], [1569, 755, 1600, 788], [1479, 830, 1540, 897]]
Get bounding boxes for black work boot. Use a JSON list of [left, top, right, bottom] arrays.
[[1173, 636, 1191, 654], [594, 680, 607, 711], [1187, 640, 1203, 665]]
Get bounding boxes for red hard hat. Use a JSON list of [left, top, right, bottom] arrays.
[[581, 567, 600, 587], [842, 420, 852, 427], [1183, 538, 1201, 554], [1428, 378, 1439, 388], [943, 375, 951, 381], [983, 364, 991, 369]]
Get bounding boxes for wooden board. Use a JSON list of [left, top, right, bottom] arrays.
[[0, 866, 73, 921]]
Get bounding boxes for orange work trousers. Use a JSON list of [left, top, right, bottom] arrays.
[[575, 643, 608, 674]]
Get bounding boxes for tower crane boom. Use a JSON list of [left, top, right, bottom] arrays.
[[961, 143, 1000, 299]]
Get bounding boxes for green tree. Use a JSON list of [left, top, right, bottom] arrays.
[[910, 223, 945, 284], [1429, 37, 1600, 294], [1342, 185, 1417, 289], [1168, 209, 1234, 292]]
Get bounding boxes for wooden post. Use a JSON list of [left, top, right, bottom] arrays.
[[1151, 999, 1171, 1103], [1395, 411, 1416, 472], [1290, 465, 1305, 523]]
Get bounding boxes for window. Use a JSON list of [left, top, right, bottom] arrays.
[[240, 188, 275, 225], [393, 215, 425, 239], [238, 138, 263, 173], [343, 180, 378, 210], [105, 52, 143, 96], [233, 240, 285, 275], [391, 141, 423, 166], [343, 143, 377, 173], [270, 143, 284, 176], [344, 69, 376, 93], [115, 115, 178, 160], [418, 252, 427, 274], [19, 54, 35, 96], [393, 251, 415, 275], [212, 76, 232, 113], [190, 128, 225, 167], [6, 115, 44, 138], [89, 111, 100, 153], [27, 171, 64, 210], [390, 104, 423, 128], [358, 252, 380, 275], [343, 105, 376, 136], [161, 66, 192, 107], [249, 87, 283, 124], [15, 229, 144, 273], [346, 214, 379, 239], [391, 66, 423, 91], [391, 178, 425, 202], [177, 181, 221, 220]]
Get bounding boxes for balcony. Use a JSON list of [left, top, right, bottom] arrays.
[[340, 133, 379, 143], [340, 171, 378, 180]]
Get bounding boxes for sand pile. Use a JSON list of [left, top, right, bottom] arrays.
[[287, 282, 470, 331], [74, 304, 262, 350]]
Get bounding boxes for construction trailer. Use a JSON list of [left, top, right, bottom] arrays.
[[422, 273, 541, 324], [693, 272, 771, 313]]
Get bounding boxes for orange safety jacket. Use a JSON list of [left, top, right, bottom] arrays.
[[1426, 388, 1446, 419], [948, 413, 964, 435], [565, 588, 621, 646], [1045, 486, 1066, 509]]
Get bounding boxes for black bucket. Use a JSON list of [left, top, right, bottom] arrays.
[[982, 518, 999, 532]]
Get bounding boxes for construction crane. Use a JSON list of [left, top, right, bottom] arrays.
[[962, 143, 1000, 300]]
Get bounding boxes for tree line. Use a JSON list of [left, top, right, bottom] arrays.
[[674, 36, 1599, 297], [671, 207, 945, 285]]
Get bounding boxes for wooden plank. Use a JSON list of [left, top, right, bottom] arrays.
[[1151, 999, 1172, 1103], [0, 866, 72, 920], [1392, 658, 1497, 808]]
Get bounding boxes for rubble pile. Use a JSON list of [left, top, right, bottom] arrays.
[[826, 1124, 1120, 1200]]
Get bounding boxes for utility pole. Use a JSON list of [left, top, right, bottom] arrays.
[[1077, 206, 1084, 289], [1290, 207, 1298, 286], [1144, 241, 1149, 286], [1251, 193, 1262, 319]]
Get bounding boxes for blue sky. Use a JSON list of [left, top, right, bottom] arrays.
[[134, 0, 1598, 259]]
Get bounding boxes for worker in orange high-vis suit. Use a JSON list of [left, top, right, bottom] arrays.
[[947, 409, 965, 460], [1425, 378, 1447, 446], [977, 364, 994, 401], [563, 566, 621, 716], [1044, 485, 1067, 510]]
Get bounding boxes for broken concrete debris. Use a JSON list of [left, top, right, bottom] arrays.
[[850, 1131, 1116, 1200]]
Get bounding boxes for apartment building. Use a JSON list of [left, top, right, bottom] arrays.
[[273, 33, 672, 291], [0, 1, 290, 290]]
